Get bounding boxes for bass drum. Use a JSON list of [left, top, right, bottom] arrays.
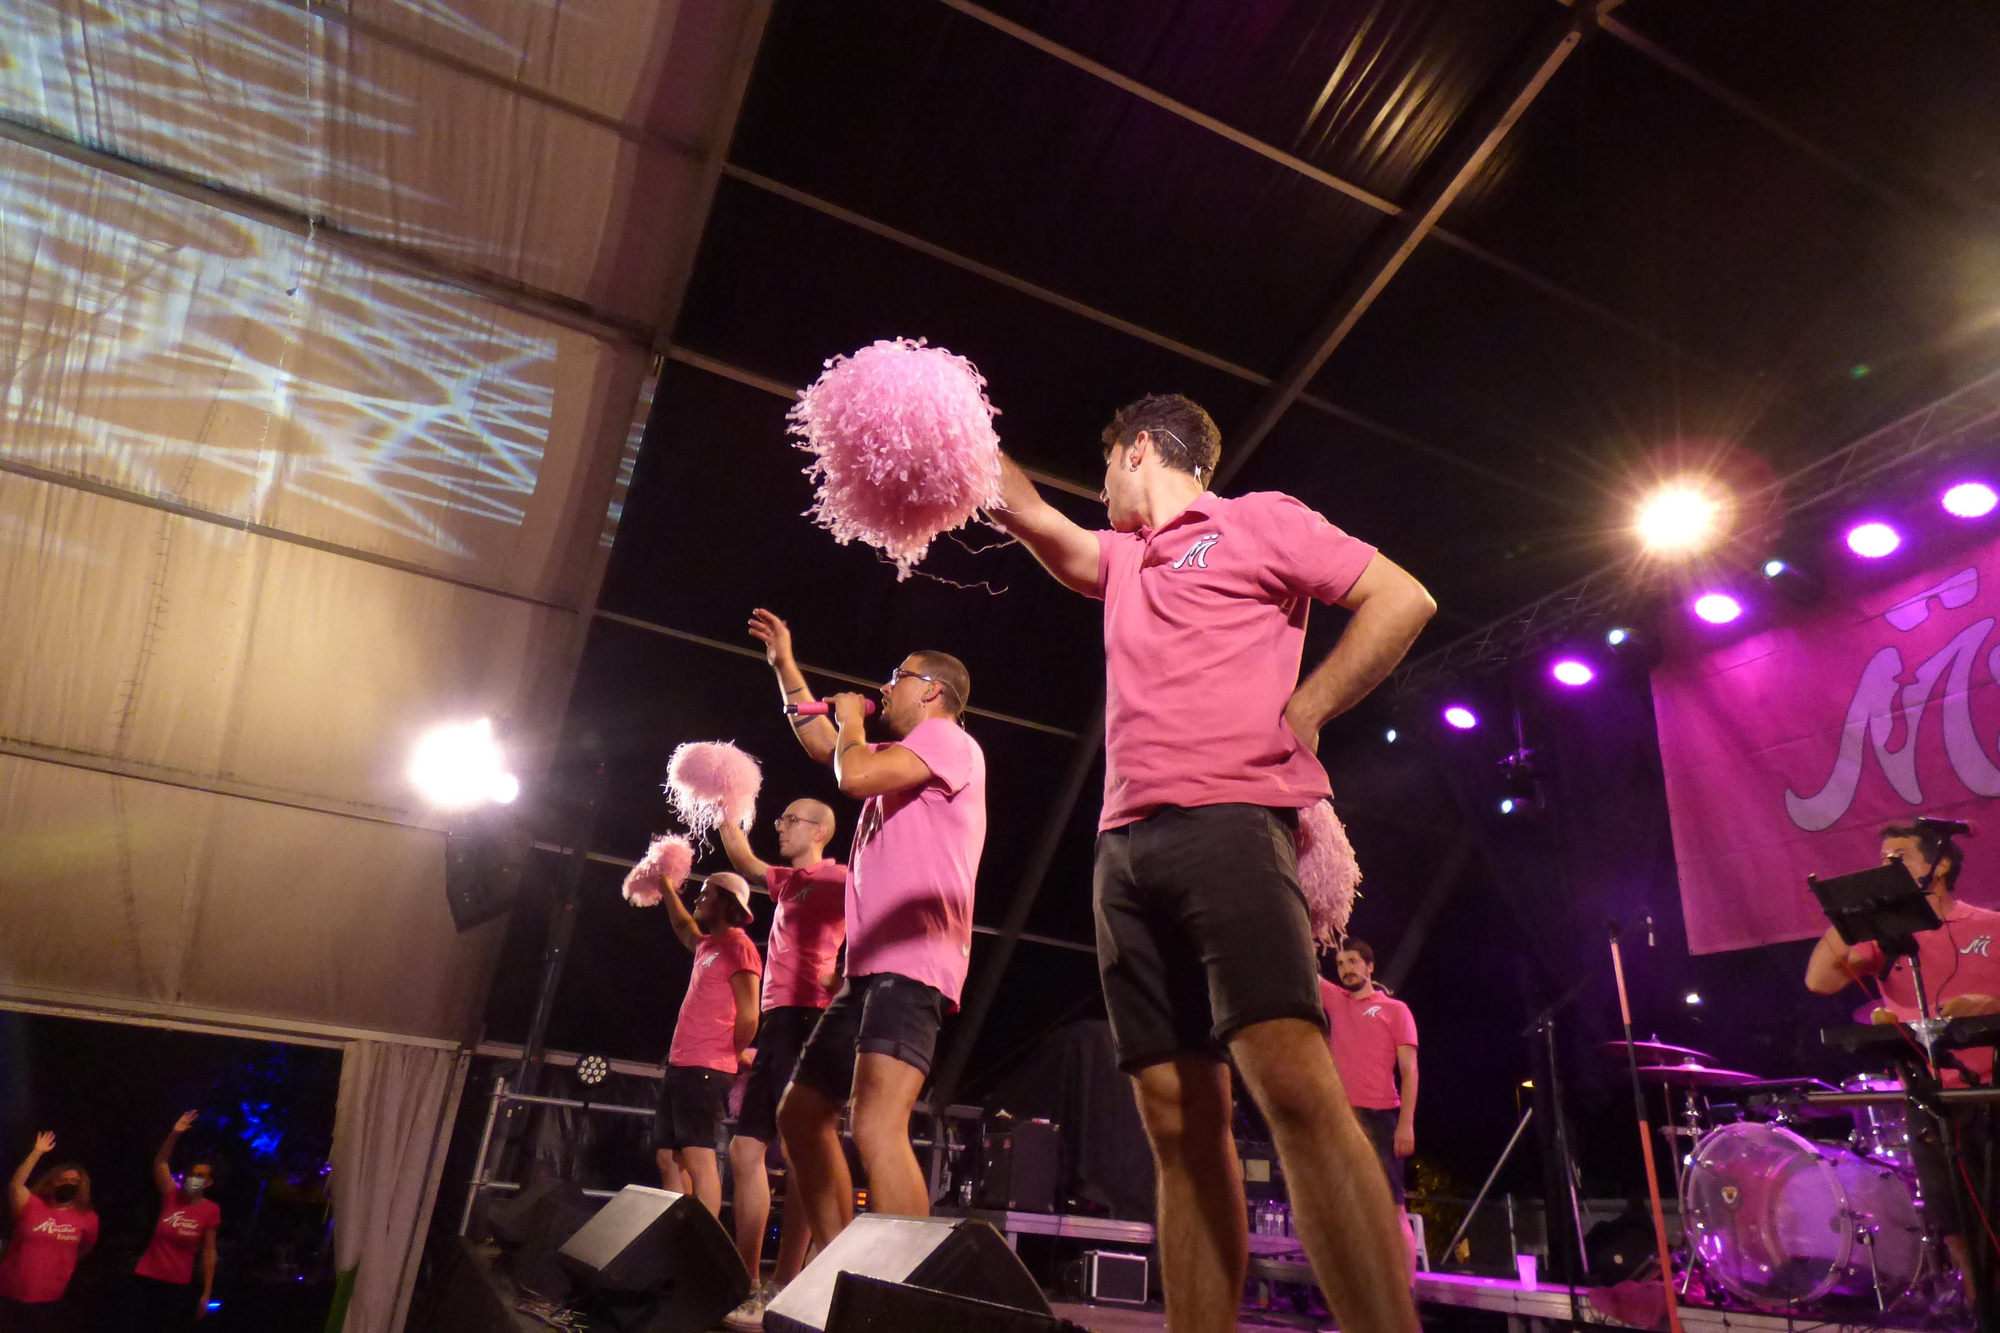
[[1684, 1121, 1924, 1307]]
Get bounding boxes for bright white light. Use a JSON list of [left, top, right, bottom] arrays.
[[1606, 627, 1630, 647], [1385, 728, 1398, 744], [1692, 593, 1742, 625], [1550, 659, 1595, 687], [1443, 706, 1478, 730], [409, 718, 517, 810], [1762, 559, 1787, 578], [1636, 484, 1724, 556], [1685, 992, 1703, 1006], [1944, 482, 1998, 519], [1499, 798, 1517, 814], [1845, 522, 1901, 559]]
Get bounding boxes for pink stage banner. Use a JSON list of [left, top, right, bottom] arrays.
[[1654, 537, 2000, 954]]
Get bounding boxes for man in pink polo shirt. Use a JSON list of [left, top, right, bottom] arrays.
[[1804, 820, 2000, 1294], [716, 798, 846, 1320], [1320, 942, 1418, 1215], [990, 394, 1435, 1333], [749, 609, 985, 1250], [647, 872, 762, 1222]]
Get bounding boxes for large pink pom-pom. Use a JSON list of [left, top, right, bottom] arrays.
[[788, 338, 1004, 579], [623, 834, 694, 907], [665, 742, 762, 840], [1296, 799, 1362, 951]]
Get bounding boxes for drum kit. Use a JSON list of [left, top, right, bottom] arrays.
[[1605, 1038, 1938, 1314]]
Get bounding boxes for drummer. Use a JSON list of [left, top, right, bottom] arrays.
[[1804, 820, 2000, 1296]]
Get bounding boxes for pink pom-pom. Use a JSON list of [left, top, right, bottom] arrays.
[[788, 338, 1004, 579], [1296, 799, 1362, 951], [665, 742, 762, 840], [623, 834, 694, 907]]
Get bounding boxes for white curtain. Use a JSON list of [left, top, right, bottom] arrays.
[[328, 1041, 468, 1333]]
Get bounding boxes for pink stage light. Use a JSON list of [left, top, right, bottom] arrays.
[[1943, 482, 1998, 519], [1692, 593, 1742, 625], [1845, 522, 1901, 558], [1550, 659, 1595, 687], [1442, 705, 1478, 730]]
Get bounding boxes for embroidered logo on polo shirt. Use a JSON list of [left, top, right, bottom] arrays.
[[1965, 935, 1994, 957], [1363, 1005, 1384, 1019], [1171, 534, 1221, 570]]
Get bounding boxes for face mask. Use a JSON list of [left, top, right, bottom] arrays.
[[182, 1177, 209, 1195], [50, 1183, 79, 1204]]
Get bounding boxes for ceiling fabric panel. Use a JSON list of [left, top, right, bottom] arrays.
[[0, 0, 696, 321], [0, 755, 491, 1042]]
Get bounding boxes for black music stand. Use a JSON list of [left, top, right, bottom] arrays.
[[1809, 861, 1941, 1017]]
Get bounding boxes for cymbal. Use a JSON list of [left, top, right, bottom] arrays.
[[1604, 1039, 1712, 1067], [1635, 1061, 1760, 1088]]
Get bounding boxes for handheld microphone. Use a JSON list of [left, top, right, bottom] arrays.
[[784, 700, 877, 717]]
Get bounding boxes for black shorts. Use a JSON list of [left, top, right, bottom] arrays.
[[793, 973, 948, 1102], [655, 1064, 732, 1152], [1911, 1109, 1987, 1238], [1094, 803, 1323, 1070], [1354, 1106, 1406, 1206], [0, 1296, 63, 1333], [737, 1005, 824, 1142]]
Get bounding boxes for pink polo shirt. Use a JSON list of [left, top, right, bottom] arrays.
[[668, 927, 762, 1073], [763, 860, 848, 1011], [1848, 900, 2000, 1085], [1321, 978, 1417, 1110], [1094, 491, 1377, 829], [846, 717, 986, 1006]]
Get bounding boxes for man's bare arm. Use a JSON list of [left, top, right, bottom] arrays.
[[717, 822, 772, 888], [660, 882, 706, 953], [1805, 926, 1865, 994], [1285, 555, 1437, 753], [749, 609, 837, 766], [987, 455, 1100, 595], [829, 694, 936, 799]]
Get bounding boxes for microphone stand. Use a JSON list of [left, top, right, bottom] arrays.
[[1608, 923, 1685, 1333]]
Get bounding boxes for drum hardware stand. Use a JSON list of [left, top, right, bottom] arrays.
[[1608, 921, 1686, 1333], [1441, 1106, 1534, 1266]]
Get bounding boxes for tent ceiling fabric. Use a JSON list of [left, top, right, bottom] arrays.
[[0, 0, 760, 1044]]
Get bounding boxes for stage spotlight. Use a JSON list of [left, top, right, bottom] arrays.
[[1496, 747, 1540, 816], [1692, 592, 1742, 625], [1944, 482, 1998, 519], [1845, 521, 1901, 558], [1499, 798, 1519, 815], [410, 718, 519, 810], [1606, 627, 1630, 647], [1684, 992, 1703, 1007], [1759, 555, 1820, 606], [1635, 482, 1724, 556], [576, 1053, 611, 1087], [1550, 659, 1595, 688], [1443, 705, 1478, 731], [1385, 728, 1398, 743], [1762, 558, 1787, 578]]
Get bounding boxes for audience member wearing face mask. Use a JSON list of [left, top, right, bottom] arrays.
[[129, 1111, 221, 1330], [0, 1131, 100, 1330]]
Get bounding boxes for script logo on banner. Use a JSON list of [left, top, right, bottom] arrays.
[[1652, 541, 2000, 954]]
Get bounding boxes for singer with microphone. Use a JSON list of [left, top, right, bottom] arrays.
[[746, 609, 987, 1254], [1804, 817, 2000, 1296]]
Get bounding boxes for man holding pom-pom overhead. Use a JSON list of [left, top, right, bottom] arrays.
[[988, 395, 1436, 1333], [747, 609, 986, 1251]]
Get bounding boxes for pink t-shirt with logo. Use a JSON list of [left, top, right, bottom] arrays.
[[668, 926, 763, 1073], [0, 1195, 98, 1303], [1849, 900, 2000, 1083], [1094, 492, 1378, 829], [135, 1195, 222, 1285], [763, 860, 848, 1011], [1321, 978, 1418, 1110], [847, 717, 986, 1006]]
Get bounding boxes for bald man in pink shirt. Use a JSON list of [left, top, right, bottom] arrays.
[[991, 394, 1435, 1333], [750, 610, 987, 1256]]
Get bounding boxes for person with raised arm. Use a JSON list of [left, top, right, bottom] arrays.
[[748, 609, 986, 1254], [0, 1132, 99, 1329], [129, 1111, 220, 1329], [642, 871, 763, 1221], [715, 802, 846, 1329], [985, 394, 1436, 1333]]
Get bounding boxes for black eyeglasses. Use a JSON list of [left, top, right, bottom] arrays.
[[884, 667, 940, 691]]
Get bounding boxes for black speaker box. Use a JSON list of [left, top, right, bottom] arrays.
[[826, 1272, 1090, 1333], [764, 1215, 1050, 1333], [512, 1183, 601, 1302], [443, 821, 527, 932], [976, 1119, 1061, 1213], [559, 1184, 750, 1331], [408, 1234, 515, 1333]]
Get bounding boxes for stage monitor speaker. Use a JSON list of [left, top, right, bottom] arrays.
[[559, 1184, 749, 1332], [764, 1215, 1050, 1333], [443, 819, 527, 932], [409, 1234, 516, 1333], [825, 1272, 1089, 1333], [512, 1183, 601, 1303]]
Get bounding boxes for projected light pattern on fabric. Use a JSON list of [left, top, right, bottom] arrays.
[[0, 149, 562, 562]]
